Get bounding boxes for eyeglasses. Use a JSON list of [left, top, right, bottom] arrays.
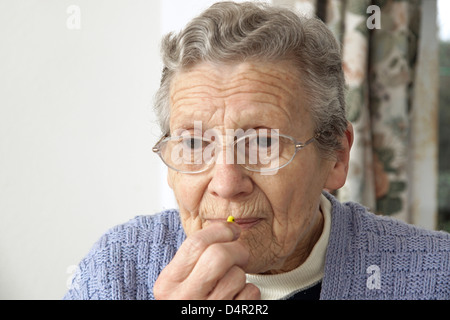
[[152, 130, 320, 174]]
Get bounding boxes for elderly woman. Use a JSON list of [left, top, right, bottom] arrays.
[[65, 1, 449, 300]]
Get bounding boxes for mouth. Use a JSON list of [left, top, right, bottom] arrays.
[[234, 218, 261, 230], [206, 218, 262, 230]]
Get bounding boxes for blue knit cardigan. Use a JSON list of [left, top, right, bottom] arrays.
[[64, 192, 450, 300]]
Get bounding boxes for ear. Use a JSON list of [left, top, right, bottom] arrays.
[[324, 122, 354, 190]]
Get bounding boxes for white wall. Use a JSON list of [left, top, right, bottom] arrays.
[[0, 0, 270, 300], [0, 0, 165, 299]]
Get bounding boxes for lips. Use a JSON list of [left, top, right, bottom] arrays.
[[230, 218, 262, 230], [205, 218, 261, 230]]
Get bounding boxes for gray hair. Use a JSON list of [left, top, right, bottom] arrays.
[[154, 1, 347, 158]]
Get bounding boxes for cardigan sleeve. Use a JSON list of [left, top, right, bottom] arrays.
[[63, 232, 111, 300], [63, 210, 185, 300]]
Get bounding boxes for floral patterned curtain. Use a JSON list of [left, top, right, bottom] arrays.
[[272, 0, 439, 228]]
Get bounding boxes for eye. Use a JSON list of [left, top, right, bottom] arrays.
[[180, 136, 211, 151], [257, 136, 272, 148], [182, 137, 201, 150], [256, 134, 279, 149]]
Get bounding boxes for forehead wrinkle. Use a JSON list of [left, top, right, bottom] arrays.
[[170, 67, 223, 102], [171, 62, 300, 104], [232, 72, 297, 97], [170, 83, 294, 106], [170, 85, 221, 105], [222, 82, 299, 130], [170, 105, 222, 132], [171, 83, 296, 116], [224, 98, 294, 130], [172, 92, 293, 132], [169, 61, 305, 132], [226, 72, 296, 98]]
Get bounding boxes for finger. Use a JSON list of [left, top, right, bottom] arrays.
[[161, 222, 241, 282], [207, 265, 246, 300], [184, 241, 249, 298], [234, 283, 261, 300]]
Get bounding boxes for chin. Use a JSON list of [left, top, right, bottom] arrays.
[[237, 235, 281, 275]]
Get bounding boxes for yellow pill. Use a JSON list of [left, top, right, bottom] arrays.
[[227, 216, 235, 223]]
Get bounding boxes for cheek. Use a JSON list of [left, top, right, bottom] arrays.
[[169, 172, 208, 234], [170, 172, 201, 207], [260, 171, 302, 218], [264, 155, 325, 236]]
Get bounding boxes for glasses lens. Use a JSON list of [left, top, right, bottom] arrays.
[[235, 133, 296, 172], [159, 136, 215, 173]]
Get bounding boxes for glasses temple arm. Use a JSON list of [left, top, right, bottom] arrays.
[[152, 133, 170, 153], [295, 131, 322, 149]]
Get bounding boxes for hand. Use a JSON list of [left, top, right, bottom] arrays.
[[153, 221, 261, 300]]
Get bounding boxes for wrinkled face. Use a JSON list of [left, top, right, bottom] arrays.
[[167, 61, 335, 274]]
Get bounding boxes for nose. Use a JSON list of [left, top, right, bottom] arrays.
[[207, 162, 254, 199]]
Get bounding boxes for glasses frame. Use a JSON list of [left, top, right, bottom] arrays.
[[152, 132, 321, 174]]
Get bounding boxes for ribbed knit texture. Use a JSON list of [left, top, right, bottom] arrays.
[[64, 193, 450, 300]]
